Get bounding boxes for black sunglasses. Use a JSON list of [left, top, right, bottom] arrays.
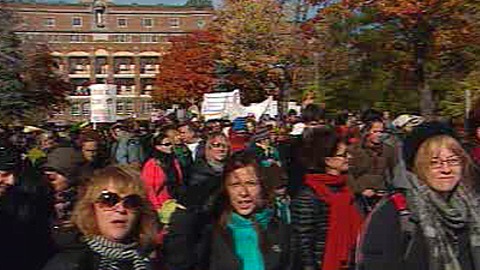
[[95, 191, 143, 211]]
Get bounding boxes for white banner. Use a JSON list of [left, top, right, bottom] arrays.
[[90, 84, 117, 123], [202, 90, 281, 121]]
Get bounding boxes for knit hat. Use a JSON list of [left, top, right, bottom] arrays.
[[43, 147, 84, 184], [252, 126, 270, 142], [0, 145, 21, 171], [402, 121, 458, 170]]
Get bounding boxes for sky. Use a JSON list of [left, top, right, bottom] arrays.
[[39, 0, 223, 7]]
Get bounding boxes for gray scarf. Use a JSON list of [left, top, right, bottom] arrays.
[[407, 179, 480, 270], [85, 236, 150, 270]]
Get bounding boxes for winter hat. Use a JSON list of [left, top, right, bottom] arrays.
[[43, 147, 84, 184], [0, 145, 21, 172], [392, 114, 424, 129], [252, 126, 270, 142], [232, 117, 247, 132], [402, 121, 458, 170]]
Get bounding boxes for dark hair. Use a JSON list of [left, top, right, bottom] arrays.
[[301, 127, 345, 172], [214, 151, 271, 227], [301, 104, 325, 124]]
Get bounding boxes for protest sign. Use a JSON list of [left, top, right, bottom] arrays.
[[90, 84, 117, 123]]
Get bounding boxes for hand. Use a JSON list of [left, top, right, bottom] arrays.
[[362, 189, 376, 198]]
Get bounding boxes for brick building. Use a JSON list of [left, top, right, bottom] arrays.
[[7, 0, 214, 122]]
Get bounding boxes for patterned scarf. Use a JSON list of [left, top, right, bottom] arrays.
[[407, 182, 480, 270], [85, 236, 151, 270]]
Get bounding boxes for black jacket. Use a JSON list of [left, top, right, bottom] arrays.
[[356, 198, 429, 270], [208, 217, 292, 270], [184, 158, 223, 210], [291, 186, 329, 269], [358, 197, 477, 270], [43, 231, 153, 270], [164, 209, 293, 270], [0, 169, 55, 270]]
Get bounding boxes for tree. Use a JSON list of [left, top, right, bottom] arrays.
[[153, 31, 220, 106], [0, 4, 69, 125], [303, 0, 480, 116], [211, 0, 297, 104]]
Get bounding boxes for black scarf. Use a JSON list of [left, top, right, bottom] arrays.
[[153, 151, 181, 199]]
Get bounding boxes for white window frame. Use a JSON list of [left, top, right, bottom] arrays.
[[45, 17, 55, 27], [72, 17, 83, 27], [196, 19, 206, 29], [117, 18, 127, 28], [168, 18, 180, 28], [71, 104, 81, 116], [142, 18, 153, 28]]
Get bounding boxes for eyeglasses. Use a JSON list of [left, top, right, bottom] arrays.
[[95, 191, 143, 211], [334, 152, 349, 158], [430, 157, 462, 170], [209, 142, 228, 149], [159, 142, 173, 147]]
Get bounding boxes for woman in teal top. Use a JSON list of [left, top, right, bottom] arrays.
[[207, 151, 292, 270]]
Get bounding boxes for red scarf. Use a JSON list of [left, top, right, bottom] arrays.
[[304, 174, 363, 270]]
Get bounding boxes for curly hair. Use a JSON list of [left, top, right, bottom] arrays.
[[71, 165, 158, 248]]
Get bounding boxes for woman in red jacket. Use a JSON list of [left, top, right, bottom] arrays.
[[141, 130, 184, 213]]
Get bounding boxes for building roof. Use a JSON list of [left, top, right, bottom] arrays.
[[4, 0, 213, 8]]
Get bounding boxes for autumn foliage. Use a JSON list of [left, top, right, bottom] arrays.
[[153, 31, 220, 106]]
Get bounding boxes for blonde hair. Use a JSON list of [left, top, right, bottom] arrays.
[[413, 135, 474, 188], [71, 166, 157, 248]]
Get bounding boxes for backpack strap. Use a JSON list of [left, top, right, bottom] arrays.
[[388, 192, 416, 259]]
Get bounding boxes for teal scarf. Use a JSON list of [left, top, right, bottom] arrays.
[[227, 209, 273, 270]]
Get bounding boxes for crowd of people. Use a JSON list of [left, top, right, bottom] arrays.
[[1, 104, 480, 270]]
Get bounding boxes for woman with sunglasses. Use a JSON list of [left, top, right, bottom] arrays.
[[291, 128, 362, 270], [357, 122, 480, 270], [141, 130, 184, 216], [43, 166, 158, 270]]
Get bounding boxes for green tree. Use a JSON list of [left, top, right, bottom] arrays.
[[0, 4, 69, 125], [211, 0, 296, 104]]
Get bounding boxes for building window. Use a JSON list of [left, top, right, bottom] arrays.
[[114, 34, 131, 43], [45, 18, 55, 27], [116, 102, 125, 114], [168, 18, 180, 28], [82, 103, 90, 115], [125, 101, 134, 114], [196, 19, 206, 29], [117, 18, 127, 27], [70, 34, 85, 43], [140, 35, 160, 43], [72, 17, 82, 27], [71, 104, 81, 116], [142, 18, 153, 28]]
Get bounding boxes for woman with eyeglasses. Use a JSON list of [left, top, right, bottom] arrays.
[[141, 130, 184, 215], [163, 133, 230, 270], [291, 127, 362, 270], [357, 122, 480, 270], [43, 166, 158, 270]]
